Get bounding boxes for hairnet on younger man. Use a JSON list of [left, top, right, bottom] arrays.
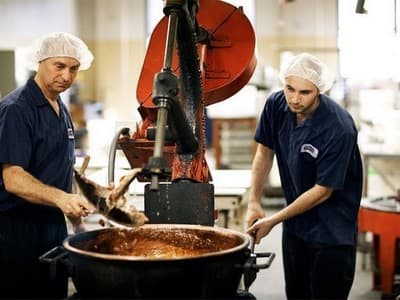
[[26, 32, 94, 71], [279, 53, 334, 93]]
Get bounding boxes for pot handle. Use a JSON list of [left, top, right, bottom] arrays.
[[39, 246, 68, 261], [251, 251, 275, 269], [245, 221, 275, 270], [242, 251, 275, 291], [39, 246, 69, 280]]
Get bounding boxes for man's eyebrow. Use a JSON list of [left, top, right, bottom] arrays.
[[285, 84, 294, 89], [299, 89, 313, 93], [286, 84, 313, 93], [53, 60, 80, 68]]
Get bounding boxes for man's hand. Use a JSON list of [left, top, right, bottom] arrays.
[[246, 216, 276, 244], [55, 193, 95, 218]]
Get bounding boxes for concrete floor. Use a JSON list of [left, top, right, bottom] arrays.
[[247, 207, 385, 300]]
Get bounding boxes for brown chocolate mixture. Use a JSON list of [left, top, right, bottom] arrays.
[[76, 228, 242, 258]]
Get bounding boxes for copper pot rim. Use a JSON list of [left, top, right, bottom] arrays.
[[63, 224, 250, 261]]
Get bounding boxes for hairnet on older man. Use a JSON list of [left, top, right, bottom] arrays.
[[26, 32, 94, 71], [279, 53, 334, 94]]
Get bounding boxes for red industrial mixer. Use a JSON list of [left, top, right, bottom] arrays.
[[115, 0, 257, 225]]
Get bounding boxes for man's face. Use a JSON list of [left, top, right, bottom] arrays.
[[283, 76, 320, 117], [37, 57, 80, 94]]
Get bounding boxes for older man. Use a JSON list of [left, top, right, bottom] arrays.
[[246, 53, 363, 300], [0, 32, 95, 298]]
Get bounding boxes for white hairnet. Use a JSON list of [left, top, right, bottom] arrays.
[[26, 32, 94, 71], [279, 53, 334, 93]]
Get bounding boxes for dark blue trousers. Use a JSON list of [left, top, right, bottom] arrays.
[[0, 204, 68, 299], [282, 231, 356, 300]]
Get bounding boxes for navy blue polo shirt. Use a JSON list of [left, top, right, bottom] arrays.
[[255, 90, 363, 246], [0, 79, 75, 211]]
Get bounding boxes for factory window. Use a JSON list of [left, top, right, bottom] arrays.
[[145, 0, 255, 38], [338, 0, 400, 80]]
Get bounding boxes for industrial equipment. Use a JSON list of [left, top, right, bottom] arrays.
[[41, 1, 275, 298], [116, 0, 257, 226]]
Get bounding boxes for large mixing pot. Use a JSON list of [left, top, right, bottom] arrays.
[[41, 224, 273, 298]]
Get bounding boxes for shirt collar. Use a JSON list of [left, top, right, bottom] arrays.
[[27, 78, 52, 107], [285, 94, 329, 128]]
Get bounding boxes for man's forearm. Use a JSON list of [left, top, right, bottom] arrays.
[[248, 144, 274, 204], [269, 184, 333, 225], [2, 164, 67, 207]]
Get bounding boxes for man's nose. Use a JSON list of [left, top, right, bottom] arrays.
[[61, 69, 73, 82], [291, 93, 301, 104]]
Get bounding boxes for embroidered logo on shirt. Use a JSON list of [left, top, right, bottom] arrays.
[[300, 144, 319, 159], [67, 128, 74, 140]]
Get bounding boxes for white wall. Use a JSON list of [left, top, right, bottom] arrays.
[[0, 0, 77, 49], [255, 0, 337, 38]]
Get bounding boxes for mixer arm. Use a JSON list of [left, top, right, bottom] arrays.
[[144, 0, 204, 189], [152, 70, 199, 155], [121, 0, 256, 183]]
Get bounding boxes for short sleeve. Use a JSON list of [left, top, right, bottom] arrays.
[[0, 103, 33, 168]]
